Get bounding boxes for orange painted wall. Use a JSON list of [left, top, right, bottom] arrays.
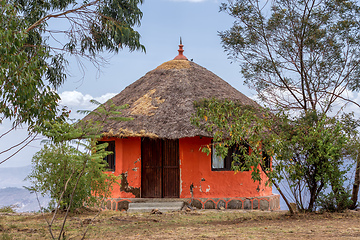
[[102, 137, 141, 198], [103, 136, 272, 199], [179, 137, 272, 198]]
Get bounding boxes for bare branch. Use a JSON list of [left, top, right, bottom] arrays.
[[0, 134, 37, 165]]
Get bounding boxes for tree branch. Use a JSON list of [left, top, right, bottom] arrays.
[[26, 0, 99, 33]]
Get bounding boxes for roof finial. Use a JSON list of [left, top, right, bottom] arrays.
[[174, 37, 188, 60]]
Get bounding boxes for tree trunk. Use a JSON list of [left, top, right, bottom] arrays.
[[350, 154, 360, 209], [307, 179, 320, 211]]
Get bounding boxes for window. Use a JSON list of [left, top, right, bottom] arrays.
[[262, 151, 271, 170], [211, 142, 250, 171], [98, 141, 115, 171]]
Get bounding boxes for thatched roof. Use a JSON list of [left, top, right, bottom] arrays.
[[82, 59, 260, 139]]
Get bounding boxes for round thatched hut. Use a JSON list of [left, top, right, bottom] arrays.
[[84, 43, 280, 211]]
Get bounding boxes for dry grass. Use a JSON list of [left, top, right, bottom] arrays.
[[1, 209, 360, 239], [155, 60, 191, 70], [130, 89, 165, 116], [102, 128, 159, 138]]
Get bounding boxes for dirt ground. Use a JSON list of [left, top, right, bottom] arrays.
[[1, 209, 360, 239]]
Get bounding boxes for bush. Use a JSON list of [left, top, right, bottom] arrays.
[[27, 140, 118, 211], [0, 205, 15, 213], [317, 189, 353, 212]]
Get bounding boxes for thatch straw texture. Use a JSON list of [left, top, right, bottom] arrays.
[[82, 60, 260, 139]]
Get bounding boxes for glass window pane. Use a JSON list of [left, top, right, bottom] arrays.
[[212, 145, 224, 169]]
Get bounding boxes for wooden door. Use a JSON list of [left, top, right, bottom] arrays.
[[141, 138, 179, 198]]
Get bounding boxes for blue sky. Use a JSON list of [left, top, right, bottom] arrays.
[[57, 0, 254, 114], [1, 0, 360, 168], [1, 0, 254, 168]]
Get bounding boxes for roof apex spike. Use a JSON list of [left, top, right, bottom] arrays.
[[174, 37, 188, 60]]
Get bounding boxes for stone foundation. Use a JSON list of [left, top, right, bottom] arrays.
[[104, 194, 280, 211]]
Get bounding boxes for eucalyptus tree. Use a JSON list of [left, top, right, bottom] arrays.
[[0, 0, 144, 164]]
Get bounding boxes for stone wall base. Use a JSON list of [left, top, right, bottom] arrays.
[[104, 194, 280, 211]]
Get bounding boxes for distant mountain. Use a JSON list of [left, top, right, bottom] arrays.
[[0, 166, 50, 212], [0, 187, 50, 212]]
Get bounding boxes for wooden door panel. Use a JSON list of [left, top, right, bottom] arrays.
[[141, 138, 162, 198], [162, 139, 179, 198], [142, 167, 162, 198], [162, 168, 179, 198]]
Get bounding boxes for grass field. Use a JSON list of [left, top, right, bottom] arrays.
[[1, 208, 360, 239]]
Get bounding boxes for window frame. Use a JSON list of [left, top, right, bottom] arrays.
[[98, 140, 116, 171], [211, 141, 250, 171]]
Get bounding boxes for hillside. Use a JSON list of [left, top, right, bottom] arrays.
[[0, 166, 50, 212]]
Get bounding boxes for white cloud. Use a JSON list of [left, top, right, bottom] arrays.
[[59, 91, 116, 119], [251, 87, 360, 118], [333, 90, 360, 117], [59, 91, 116, 109]]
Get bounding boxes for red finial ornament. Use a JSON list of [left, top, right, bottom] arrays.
[[174, 37, 188, 60]]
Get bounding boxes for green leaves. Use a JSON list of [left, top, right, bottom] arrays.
[[0, 3, 67, 129], [273, 113, 352, 211], [217, 0, 360, 212], [27, 140, 119, 211], [192, 98, 353, 211], [220, 0, 360, 113], [27, 99, 130, 211], [192, 98, 274, 183], [1, 0, 144, 133]]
